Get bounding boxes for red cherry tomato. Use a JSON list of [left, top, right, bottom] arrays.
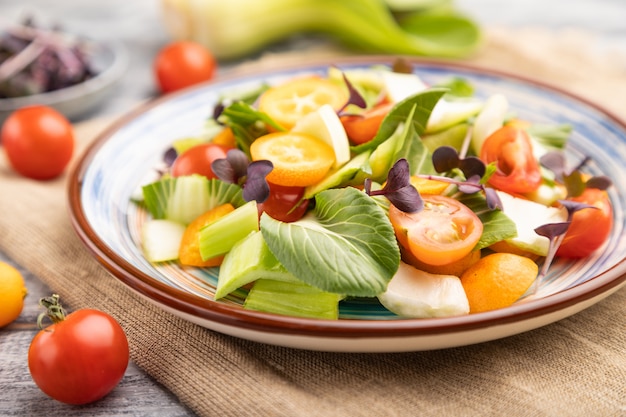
[[480, 125, 541, 194], [557, 188, 613, 258], [171, 143, 232, 179], [28, 295, 129, 405], [389, 194, 483, 266], [154, 41, 217, 94], [257, 182, 310, 222], [340, 102, 393, 145], [1, 105, 74, 180]]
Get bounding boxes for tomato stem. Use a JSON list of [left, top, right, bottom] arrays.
[[37, 294, 67, 328]]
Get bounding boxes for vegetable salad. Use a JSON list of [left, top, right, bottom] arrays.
[[136, 60, 613, 320]]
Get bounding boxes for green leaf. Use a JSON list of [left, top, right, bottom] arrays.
[[397, 11, 483, 57], [260, 187, 400, 297], [219, 101, 285, 154], [527, 123, 572, 149], [392, 105, 436, 175], [351, 88, 447, 154]]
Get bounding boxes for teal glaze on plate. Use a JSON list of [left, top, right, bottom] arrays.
[[79, 60, 626, 323]]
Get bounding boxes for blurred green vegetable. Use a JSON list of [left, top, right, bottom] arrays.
[[161, 0, 481, 61]]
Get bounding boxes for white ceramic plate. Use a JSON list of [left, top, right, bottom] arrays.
[[68, 57, 626, 352]]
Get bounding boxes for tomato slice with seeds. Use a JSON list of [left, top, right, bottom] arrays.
[[389, 195, 483, 266], [258, 76, 348, 130], [250, 131, 335, 187], [480, 125, 541, 194]]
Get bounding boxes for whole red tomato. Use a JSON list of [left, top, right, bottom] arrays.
[[154, 41, 217, 93], [171, 143, 233, 179], [28, 295, 129, 405], [1, 105, 74, 180]]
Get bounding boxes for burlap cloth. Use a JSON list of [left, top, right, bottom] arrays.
[[1, 27, 625, 417]]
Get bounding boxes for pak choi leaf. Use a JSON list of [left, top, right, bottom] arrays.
[[260, 187, 400, 297]]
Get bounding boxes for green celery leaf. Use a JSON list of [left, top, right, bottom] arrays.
[[260, 187, 400, 297]]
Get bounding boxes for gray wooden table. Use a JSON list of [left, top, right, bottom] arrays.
[[1, 0, 624, 416]]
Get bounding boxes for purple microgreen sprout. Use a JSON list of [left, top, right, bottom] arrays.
[[212, 149, 250, 184], [416, 146, 502, 209], [242, 160, 273, 203], [163, 147, 177, 167], [532, 199, 598, 293], [532, 221, 572, 294], [336, 71, 367, 116], [0, 17, 97, 98], [211, 149, 273, 203], [539, 150, 613, 197], [432, 146, 486, 179], [366, 159, 423, 213]]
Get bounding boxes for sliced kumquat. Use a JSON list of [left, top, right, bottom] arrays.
[[250, 132, 335, 187], [258, 76, 348, 130], [179, 203, 236, 267]]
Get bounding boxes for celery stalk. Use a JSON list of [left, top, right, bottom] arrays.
[[215, 231, 296, 300], [198, 200, 259, 260], [167, 175, 214, 225], [244, 279, 342, 320]]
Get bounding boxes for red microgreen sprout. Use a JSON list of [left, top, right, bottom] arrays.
[[365, 159, 423, 213], [211, 149, 273, 203]]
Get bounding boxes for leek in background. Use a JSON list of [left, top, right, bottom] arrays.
[[161, 0, 482, 61]]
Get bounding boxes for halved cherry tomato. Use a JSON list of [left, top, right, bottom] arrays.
[[556, 188, 613, 258], [480, 125, 541, 194], [171, 143, 233, 179], [340, 102, 393, 145], [28, 295, 129, 405], [257, 182, 310, 223], [154, 41, 216, 94], [258, 76, 348, 130], [1, 105, 74, 180], [250, 132, 335, 187], [389, 195, 483, 266]]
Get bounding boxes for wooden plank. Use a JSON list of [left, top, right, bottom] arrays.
[[0, 251, 195, 416]]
